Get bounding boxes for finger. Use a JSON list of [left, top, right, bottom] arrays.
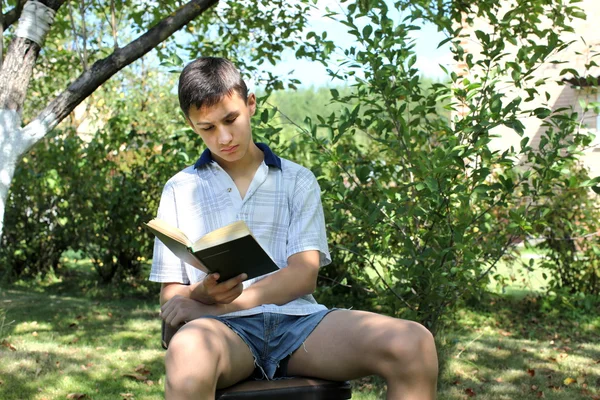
[[161, 294, 183, 314], [220, 284, 244, 304], [161, 304, 176, 323], [200, 274, 220, 295], [207, 273, 220, 286], [162, 307, 172, 323], [169, 311, 182, 327], [217, 273, 247, 291], [161, 296, 178, 315], [213, 283, 243, 303], [161, 297, 183, 322], [160, 301, 171, 317], [161, 299, 170, 311]]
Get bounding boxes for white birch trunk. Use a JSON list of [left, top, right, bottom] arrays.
[[0, 111, 24, 240], [0, 110, 50, 239]]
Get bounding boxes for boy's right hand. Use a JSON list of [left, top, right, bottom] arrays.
[[191, 273, 247, 305]]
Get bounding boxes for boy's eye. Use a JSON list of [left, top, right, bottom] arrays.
[[201, 126, 214, 131], [226, 117, 237, 124]]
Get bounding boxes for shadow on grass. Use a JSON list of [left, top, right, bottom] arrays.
[[436, 293, 600, 399], [0, 287, 166, 399], [0, 348, 165, 399], [1, 288, 160, 348]]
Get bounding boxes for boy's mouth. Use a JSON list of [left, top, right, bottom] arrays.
[[221, 145, 238, 153]]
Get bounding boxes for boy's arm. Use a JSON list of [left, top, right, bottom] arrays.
[[220, 249, 320, 313], [160, 250, 319, 326], [159, 273, 247, 306]]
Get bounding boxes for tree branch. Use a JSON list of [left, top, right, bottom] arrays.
[[29, 0, 218, 137], [2, 0, 27, 31], [0, 0, 68, 111]]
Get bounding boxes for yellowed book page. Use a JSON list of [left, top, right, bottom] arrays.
[[192, 220, 251, 252], [146, 219, 192, 247]]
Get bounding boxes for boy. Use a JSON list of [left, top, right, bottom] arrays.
[[150, 57, 438, 400]]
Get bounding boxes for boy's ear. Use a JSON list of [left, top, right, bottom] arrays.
[[247, 93, 257, 116]]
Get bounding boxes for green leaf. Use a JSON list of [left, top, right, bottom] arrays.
[[408, 55, 417, 69], [533, 107, 551, 119], [261, 109, 269, 124]]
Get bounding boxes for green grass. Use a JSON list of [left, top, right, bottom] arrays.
[[436, 295, 600, 400], [1, 254, 599, 400], [0, 289, 164, 400]]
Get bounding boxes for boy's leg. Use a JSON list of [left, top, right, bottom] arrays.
[[286, 310, 438, 400], [165, 318, 255, 400]]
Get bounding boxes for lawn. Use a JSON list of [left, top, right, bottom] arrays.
[[1, 254, 599, 399]]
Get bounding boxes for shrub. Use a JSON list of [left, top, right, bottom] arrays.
[[260, 0, 598, 333]]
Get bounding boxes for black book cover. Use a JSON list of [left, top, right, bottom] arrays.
[[192, 235, 278, 282]]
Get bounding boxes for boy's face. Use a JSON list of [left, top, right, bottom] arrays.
[[186, 92, 257, 166]]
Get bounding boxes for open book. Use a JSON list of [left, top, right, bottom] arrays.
[[144, 219, 278, 282]]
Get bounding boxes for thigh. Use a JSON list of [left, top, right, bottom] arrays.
[[286, 309, 427, 381], [169, 317, 255, 389]]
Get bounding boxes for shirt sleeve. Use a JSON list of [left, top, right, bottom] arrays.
[[149, 182, 190, 284], [286, 169, 331, 267]]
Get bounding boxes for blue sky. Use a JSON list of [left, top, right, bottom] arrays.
[[261, 2, 453, 87]]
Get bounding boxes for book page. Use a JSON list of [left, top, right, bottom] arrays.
[[145, 219, 192, 247], [192, 220, 252, 252]]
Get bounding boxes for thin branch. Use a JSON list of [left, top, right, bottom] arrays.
[[317, 273, 374, 293], [78, 0, 89, 70], [67, 0, 86, 70], [530, 230, 600, 242], [27, 0, 218, 137], [110, 0, 118, 50], [454, 331, 485, 359], [337, 245, 416, 311]]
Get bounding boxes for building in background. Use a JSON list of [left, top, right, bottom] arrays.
[[455, 0, 600, 178]]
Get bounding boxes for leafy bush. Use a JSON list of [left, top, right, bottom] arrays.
[[261, 0, 598, 333], [0, 131, 80, 281], [529, 162, 600, 295], [0, 69, 201, 284]]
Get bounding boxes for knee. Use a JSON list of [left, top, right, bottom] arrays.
[[165, 324, 222, 395], [167, 323, 223, 365], [380, 321, 438, 377]]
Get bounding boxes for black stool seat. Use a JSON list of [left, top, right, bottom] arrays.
[[216, 377, 352, 399]]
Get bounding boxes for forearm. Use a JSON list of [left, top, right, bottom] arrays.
[[160, 282, 199, 306], [160, 273, 243, 306], [160, 251, 319, 312], [159, 268, 311, 326], [220, 261, 318, 314]]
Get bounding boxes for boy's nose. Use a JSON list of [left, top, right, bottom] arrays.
[[217, 127, 233, 144]]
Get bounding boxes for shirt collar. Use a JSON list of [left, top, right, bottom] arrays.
[[194, 142, 282, 170]]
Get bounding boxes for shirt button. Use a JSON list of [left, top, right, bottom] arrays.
[[227, 188, 232, 192]]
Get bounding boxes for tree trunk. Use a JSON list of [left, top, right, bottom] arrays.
[[0, 0, 218, 240], [0, 37, 40, 111], [0, 110, 24, 242]]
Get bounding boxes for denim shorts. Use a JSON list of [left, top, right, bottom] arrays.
[[202, 308, 335, 380]]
